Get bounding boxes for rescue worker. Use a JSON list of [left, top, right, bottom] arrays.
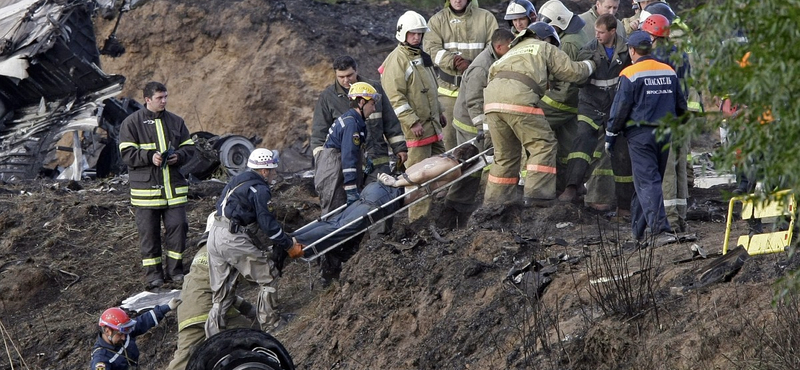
[[423, 0, 498, 150], [310, 56, 408, 185], [483, 25, 595, 206], [381, 10, 446, 222], [444, 28, 514, 228], [563, 14, 633, 214], [314, 82, 381, 214], [537, 0, 592, 194], [166, 214, 257, 370], [504, 0, 537, 34], [579, 0, 626, 39], [604, 30, 687, 243], [622, 0, 664, 34], [119, 81, 195, 289], [643, 12, 690, 232], [90, 301, 179, 369], [205, 148, 305, 338]]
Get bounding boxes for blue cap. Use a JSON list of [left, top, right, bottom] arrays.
[[627, 30, 652, 49]]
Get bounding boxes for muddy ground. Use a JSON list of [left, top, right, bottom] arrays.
[[3, 0, 800, 369]]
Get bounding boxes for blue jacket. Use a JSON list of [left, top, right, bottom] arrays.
[[652, 42, 691, 99], [89, 305, 170, 370], [216, 171, 293, 250], [606, 55, 688, 136], [323, 109, 366, 186]]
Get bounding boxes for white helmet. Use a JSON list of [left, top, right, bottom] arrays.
[[538, 0, 574, 32], [247, 148, 279, 169], [504, 0, 537, 21], [396, 11, 429, 43]]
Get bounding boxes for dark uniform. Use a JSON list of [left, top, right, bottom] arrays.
[[119, 108, 195, 284], [606, 55, 687, 240], [310, 77, 407, 183], [205, 170, 294, 337], [314, 109, 367, 214], [90, 305, 171, 370]]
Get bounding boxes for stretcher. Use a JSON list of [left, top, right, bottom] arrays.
[[298, 139, 492, 262]]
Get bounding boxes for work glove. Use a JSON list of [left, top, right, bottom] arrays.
[[270, 246, 288, 276], [453, 55, 470, 73], [439, 114, 448, 128], [167, 297, 181, 311], [345, 188, 359, 205], [604, 132, 616, 157], [364, 158, 375, 175], [475, 130, 485, 144], [287, 238, 304, 259]]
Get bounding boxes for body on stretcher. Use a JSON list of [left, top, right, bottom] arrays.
[[298, 139, 492, 262]]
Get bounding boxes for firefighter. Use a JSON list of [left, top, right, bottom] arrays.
[[314, 82, 381, 214], [119, 81, 195, 289], [504, 0, 537, 34], [444, 28, 514, 228], [562, 14, 633, 214], [604, 30, 687, 243], [483, 25, 595, 206], [166, 214, 257, 370], [205, 148, 305, 338], [381, 10, 446, 222], [423, 0, 498, 151], [310, 56, 407, 185], [90, 301, 179, 370], [579, 0, 626, 39], [537, 0, 592, 194]]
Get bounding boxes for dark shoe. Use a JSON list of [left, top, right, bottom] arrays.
[[524, 198, 555, 208], [170, 274, 184, 284], [557, 186, 578, 202], [587, 203, 614, 212], [148, 278, 164, 289]]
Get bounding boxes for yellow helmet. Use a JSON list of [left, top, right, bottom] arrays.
[[348, 82, 380, 101]]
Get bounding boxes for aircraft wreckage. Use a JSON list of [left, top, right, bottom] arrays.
[[0, 0, 258, 182]]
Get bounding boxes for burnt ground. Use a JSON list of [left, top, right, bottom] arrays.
[[3, 152, 800, 369], [4, 0, 800, 369]]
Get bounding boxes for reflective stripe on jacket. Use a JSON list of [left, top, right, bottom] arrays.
[[423, 0, 498, 97], [310, 77, 407, 159], [380, 44, 443, 147], [485, 37, 594, 116], [540, 28, 593, 112], [576, 35, 632, 128], [119, 109, 194, 208], [606, 56, 688, 135]]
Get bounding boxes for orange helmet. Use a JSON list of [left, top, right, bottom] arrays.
[[642, 14, 670, 38], [98, 307, 136, 334]]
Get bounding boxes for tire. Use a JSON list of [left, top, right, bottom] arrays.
[[186, 329, 294, 370], [216, 135, 255, 176]]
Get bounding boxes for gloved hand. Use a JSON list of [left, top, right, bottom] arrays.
[[167, 297, 181, 310], [439, 114, 448, 128], [346, 188, 359, 205], [475, 130, 485, 144], [453, 55, 470, 72], [270, 246, 288, 276], [364, 158, 375, 175], [287, 238, 304, 259], [604, 133, 616, 157]]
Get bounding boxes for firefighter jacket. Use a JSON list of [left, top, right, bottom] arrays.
[[540, 28, 592, 113], [606, 55, 688, 136], [119, 109, 195, 208], [452, 45, 497, 134], [310, 77, 407, 163], [575, 34, 631, 129], [578, 6, 626, 40], [90, 305, 171, 370], [323, 109, 366, 186], [215, 171, 293, 250], [380, 44, 444, 148], [484, 36, 595, 116], [423, 0, 498, 98]]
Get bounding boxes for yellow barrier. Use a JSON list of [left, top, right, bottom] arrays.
[[723, 190, 795, 255]]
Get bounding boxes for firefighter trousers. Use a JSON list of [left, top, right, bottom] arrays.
[[406, 140, 445, 222], [543, 108, 579, 194], [439, 95, 457, 151], [662, 138, 689, 232], [135, 206, 187, 284], [484, 111, 556, 204]]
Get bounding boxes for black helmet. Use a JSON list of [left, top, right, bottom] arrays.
[[527, 21, 561, 48]]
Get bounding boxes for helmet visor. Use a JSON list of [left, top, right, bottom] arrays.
[[117, 319, 136, 334]]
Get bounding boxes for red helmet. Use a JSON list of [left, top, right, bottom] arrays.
[[98, 307, 136, 334], [642, 14, 670, 38]]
